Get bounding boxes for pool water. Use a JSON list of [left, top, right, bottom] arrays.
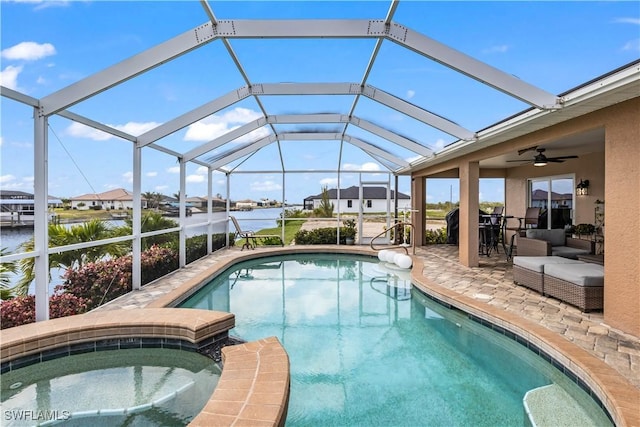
[[180, 254, 612, 426], [1, 348, 220, 427]]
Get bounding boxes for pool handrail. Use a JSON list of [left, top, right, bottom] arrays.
[[370, 221, 416, 255]]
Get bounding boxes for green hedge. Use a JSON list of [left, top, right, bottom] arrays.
[[294, 227, 356, 244]]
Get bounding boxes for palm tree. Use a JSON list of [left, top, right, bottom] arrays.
[[1, 248, 17, 299], [113, 211, 179, 250], [314, 185, 334, 218], [142, 191, 164, 210], [15, 220, 127, 296]]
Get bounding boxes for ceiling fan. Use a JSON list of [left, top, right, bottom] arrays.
[[508, 148, 578, 167]]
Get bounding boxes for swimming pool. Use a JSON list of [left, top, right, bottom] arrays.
[[0, 348, 220, 426], [180, 253, 612, 426]]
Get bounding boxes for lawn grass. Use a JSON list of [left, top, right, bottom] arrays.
[[254, 219, 304, 245], [52, 208, 127, 221]]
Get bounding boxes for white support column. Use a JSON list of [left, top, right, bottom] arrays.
[[386, 174, 391, 233], [225, 173, 231, 247], [179, 160, 187, 268], [358, 174, 364, 245], [336, 176, 341, 245], [33, 108, 49, 321], [207, 168, 213, 254], [281, 172, 286, 244], [132, 144, 142, 290]]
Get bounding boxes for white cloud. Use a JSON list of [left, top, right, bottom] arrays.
[[154, 185, 168, 192], [184, 107, 264, 142], [0, 65, 23, 90], [166, 166, 180, 174], [406, 90, 415, 99], [613, 17, 640, 25], [250, 180, 282, 192], [432, 138, 447, 151], [65, 121, 161, 141], [0, 176, 32, 190], [622, 39, 640, 52], [195, 166, 208, 175], [1, 42, 56, 61], [482, 45, 509, 54], [122, 171, 133, 183], [0, 174, 17, 184], [8, 1, 70, 10], [146, 171, 158, 177], [319, 177, 338, 187], [66, 122, 112, 141], [116, 122, 161, 136], [342, 162, 381, 172], [186, 174, 205, 183]]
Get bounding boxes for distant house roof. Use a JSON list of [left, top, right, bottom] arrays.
[[0, 191, 61, 204], [0, 190, 34, 199], [72, 188, 133, 201], [304, 186, 410, 201]]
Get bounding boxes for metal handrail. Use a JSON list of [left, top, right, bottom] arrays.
[[369, 221, 416, 255]]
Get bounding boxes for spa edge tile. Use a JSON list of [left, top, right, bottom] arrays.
[[258, 362, 291, 374], [233, 418, 276, 427], [215, 378, 254, 390], [210, 388, 251, 402], [247, 391, 288, 406], [238, 403, 283, 421], [252, 381, 288, 394], [199, 400, 245, 416], [256, 371, 289, 383], [189, 413, 237, 426]]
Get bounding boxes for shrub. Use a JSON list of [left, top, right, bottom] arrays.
[[425, 227, 447, 244], [0, 293, 90, 330], [186, 234, 208, 263], [62, 245, 178, 310], [294, 227, 355, 245]]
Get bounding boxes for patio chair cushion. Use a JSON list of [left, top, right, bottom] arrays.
[[513, 256, 582, 273], [526, 228, 566, 247], [544, 262, 604, 287], [551, 245, 591, 259]]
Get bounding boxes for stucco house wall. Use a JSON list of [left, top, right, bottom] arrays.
[[412, 97, 639, 338]]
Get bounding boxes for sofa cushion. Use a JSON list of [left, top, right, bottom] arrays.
[[544, 262, 604, 287], [551, 246, 591, 259], [526, 228, 566, 246], [513, 256, 582, 272]]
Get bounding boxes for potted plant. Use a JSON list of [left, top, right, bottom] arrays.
[[343, 218, 356, 245], [573, 223, 595, 239]]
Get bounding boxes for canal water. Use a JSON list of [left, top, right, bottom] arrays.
[[0, 208, 286, 294]]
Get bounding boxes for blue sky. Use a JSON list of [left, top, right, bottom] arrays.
[[1, 1, 638, 204]]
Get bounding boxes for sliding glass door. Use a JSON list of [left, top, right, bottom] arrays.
[[528, 175, 574, 229]]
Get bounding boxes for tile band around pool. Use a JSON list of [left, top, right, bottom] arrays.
[[9, 245, 638, 427]]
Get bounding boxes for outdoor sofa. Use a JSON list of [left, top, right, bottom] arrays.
[[513, 255, 604, 312], [516, 228, 594, 259]]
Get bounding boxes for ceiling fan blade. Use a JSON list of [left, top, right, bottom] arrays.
[[547, 155, 578, 160], [506, 159, 531, 162], [517, 145, 538, 156], [546, 158, 565, 163]]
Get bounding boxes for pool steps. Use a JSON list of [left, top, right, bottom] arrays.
[[524, 384, 605, 427]]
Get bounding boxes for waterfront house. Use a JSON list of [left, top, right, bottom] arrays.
[[303, 186, 411, 213], [70, 188, 147, 211]]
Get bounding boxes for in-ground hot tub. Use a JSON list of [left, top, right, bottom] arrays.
[[1, 347, 221, 426]]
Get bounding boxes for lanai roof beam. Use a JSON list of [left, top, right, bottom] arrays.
[[40, 22, 219, 116]]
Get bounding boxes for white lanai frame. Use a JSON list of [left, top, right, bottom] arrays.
[[0, 0, 562, 321]]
